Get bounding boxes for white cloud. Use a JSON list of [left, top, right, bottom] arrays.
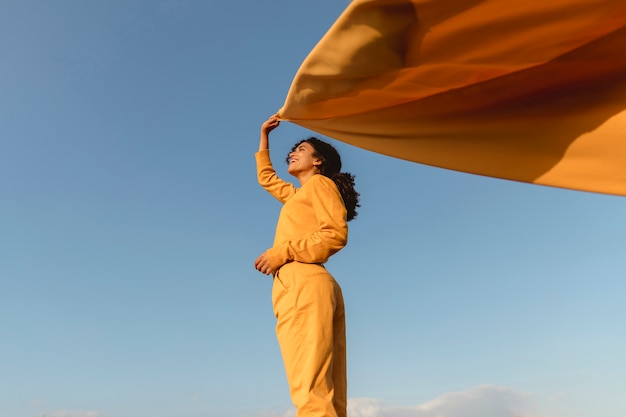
[[348, 385, 538, 417], [258, 385, 539, 417], [348, 397, 384, 417]]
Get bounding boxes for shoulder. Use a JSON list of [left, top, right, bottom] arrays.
[[304, 174, 340, 194]]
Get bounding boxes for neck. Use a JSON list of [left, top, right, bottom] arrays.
[[296, 170, 319, 186]]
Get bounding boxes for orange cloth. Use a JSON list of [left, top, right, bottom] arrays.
[[278, 0, 626, 195]]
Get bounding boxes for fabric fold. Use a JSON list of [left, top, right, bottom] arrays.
[[279, 0, 626, 195]]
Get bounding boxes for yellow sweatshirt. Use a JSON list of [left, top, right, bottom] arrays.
[[256, 149, 348, 270]]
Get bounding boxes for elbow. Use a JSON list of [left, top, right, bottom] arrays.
[[332, 232, 348, 252]]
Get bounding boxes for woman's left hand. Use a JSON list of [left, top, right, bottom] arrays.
[[254, 252, 275, 275]]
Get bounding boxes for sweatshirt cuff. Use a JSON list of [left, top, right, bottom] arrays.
[[255, 149, 270, 161], [266, 245, 290, 270]]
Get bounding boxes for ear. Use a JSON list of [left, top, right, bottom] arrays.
[[313, 158, 322, 167]]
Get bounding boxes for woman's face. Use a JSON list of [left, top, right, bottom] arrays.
[[287, 142, 321, 176]]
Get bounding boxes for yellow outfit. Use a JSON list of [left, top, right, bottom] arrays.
[[256, 149, 348, 417]]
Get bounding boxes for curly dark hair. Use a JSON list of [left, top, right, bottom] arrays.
[[287, 137, 361, 221]]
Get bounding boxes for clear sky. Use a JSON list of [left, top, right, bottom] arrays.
[[1, 1, 625, 417]]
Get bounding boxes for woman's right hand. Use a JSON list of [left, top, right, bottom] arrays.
[[261, 114, 280, 135], [259, 114, 280, 151]]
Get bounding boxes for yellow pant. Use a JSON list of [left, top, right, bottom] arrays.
[[272, 262, 347, 417]]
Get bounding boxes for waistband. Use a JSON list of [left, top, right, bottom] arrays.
[[273, 261, 326, 278]]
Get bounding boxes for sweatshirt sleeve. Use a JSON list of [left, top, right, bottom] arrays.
[[265, 175, 348, 267], [255, 149, 296, 203]]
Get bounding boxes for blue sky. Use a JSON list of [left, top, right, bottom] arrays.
[[1, 1, 625, 417]]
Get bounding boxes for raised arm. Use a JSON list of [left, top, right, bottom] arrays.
[[256, 115, 296, 203], [259, 114, 280, 152]]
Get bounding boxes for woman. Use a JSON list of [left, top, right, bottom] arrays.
[[254, 114, 360, 417]]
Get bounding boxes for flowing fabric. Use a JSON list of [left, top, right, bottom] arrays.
[[278, 0, 626, 195]]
